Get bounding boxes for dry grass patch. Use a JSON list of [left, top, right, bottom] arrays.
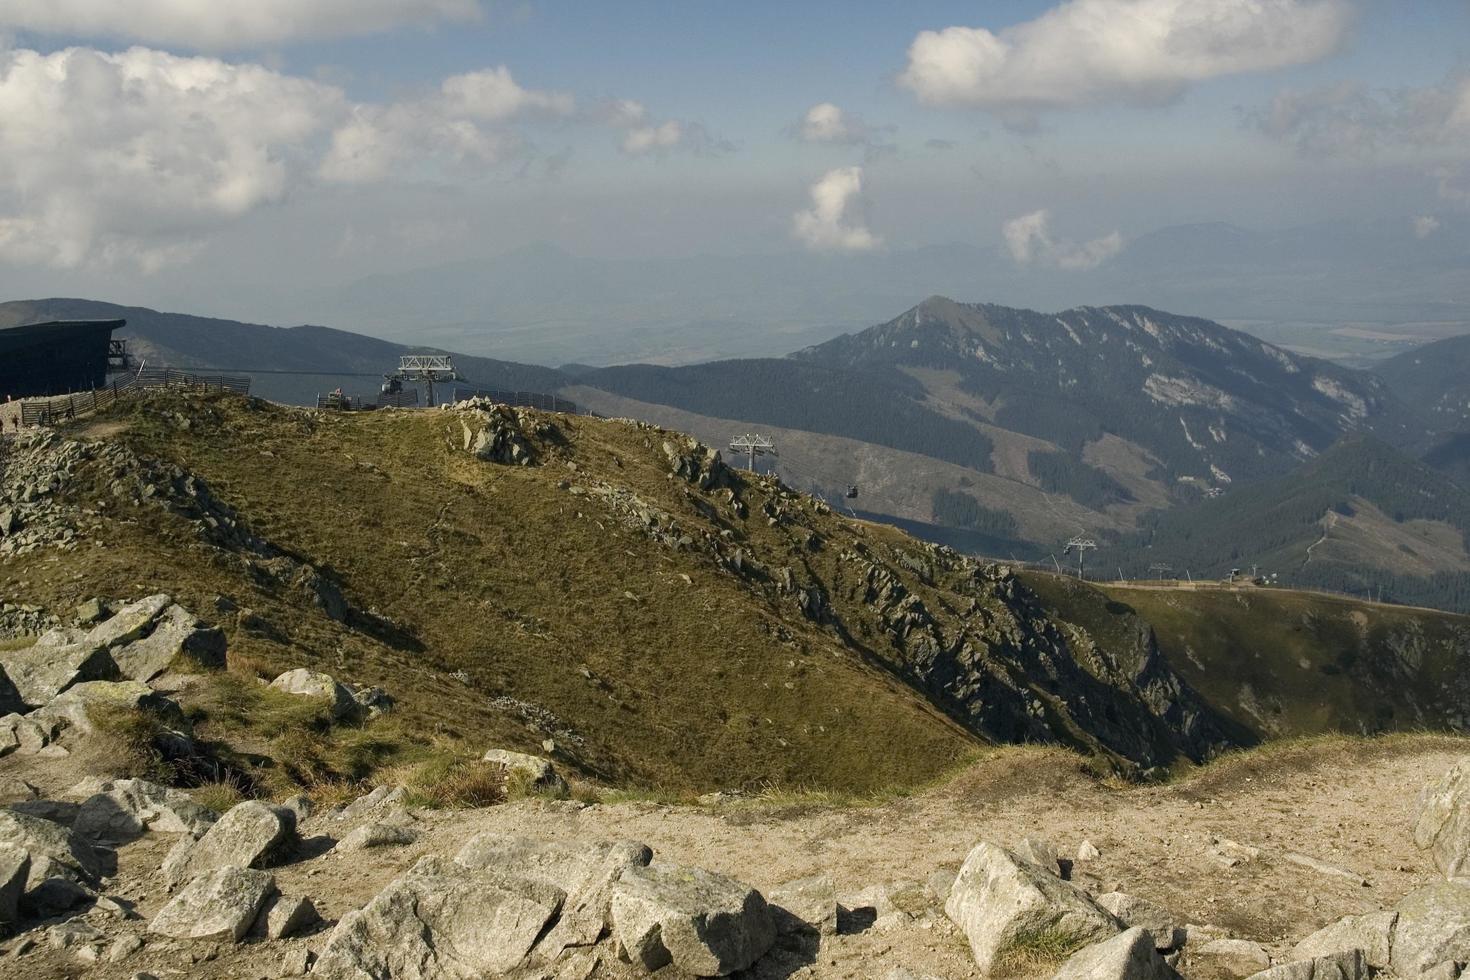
[[991, 927, 1091, 978]]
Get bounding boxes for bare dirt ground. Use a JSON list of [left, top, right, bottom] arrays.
[[6, 736, 1466, 980]]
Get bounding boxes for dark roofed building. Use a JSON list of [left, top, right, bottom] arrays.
[[0, 319, 124, 400]]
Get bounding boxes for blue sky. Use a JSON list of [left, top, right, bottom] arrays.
[[0, 0, 1466, 322]]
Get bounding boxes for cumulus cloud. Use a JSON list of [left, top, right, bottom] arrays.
[[441, 66, 575, 121], [789, 102, 896, 158], [598, 100, 732, 157], [792, 167, 881, 252], [0, 0, 482, 49], [1003, 209, 1122, 270], [0, 45, 343, 270], [900, 0, 1350, 122], [1252, 74, 1470, 156], [1413, 215, 1441, 239]]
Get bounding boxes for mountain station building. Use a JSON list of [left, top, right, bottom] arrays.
[[0, 319, 126, 401]]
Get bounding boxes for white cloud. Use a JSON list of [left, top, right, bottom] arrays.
[[792, 167, 881, 252], [0, 0, 482, 49], [441, 66, 575, 121], [0, 45, 343, 270], [1253, 74, 1470, 156], [622, 120, 683, 155], [900, 0, 1350, 121], [791, 102, 895, 159], [1413, 215, 1441, 239], [1003, 209, 1122, 270]]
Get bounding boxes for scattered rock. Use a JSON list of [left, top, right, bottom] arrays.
[[35, 680, 186, 736], [73, 777, 217, 843], [1077, 839, 1102, 862], [107, 933, 145, 963], [269, 668, 358, 721], [482, 748, 570, 796], [258, 893, 319, 940], [46, 917, 105, 951], [1016, 836, 1063, 876], [1293, 910, 1396, 969], [1391, 879, 1470, 976], [0, 641, 116, 709], [612, 863, 775, 977], [279, 946, 312, 976], [1096, 892, 1185, 951], [944, 842, 1120, 973], [149, 867, 277, 943], [1243, 949, 1368, 980], [336, 821, 419, 852], [85, 594, 171, 649], [0, 808, 102, 888], [110, 604, 226, 683], [1052, 926, 1179, 980], [312, 855, 563, 979], [161, 800, 296, 888], [1417, 759, 1470, 877], [454, 834, 652, 959], [1282, 852, 1367, 888], [0, 776, 38, 804], [768, 874, 838, 936]]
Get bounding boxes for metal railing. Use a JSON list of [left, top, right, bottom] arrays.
[[452, 387, 580, 414], [17, 368, 251, 426]]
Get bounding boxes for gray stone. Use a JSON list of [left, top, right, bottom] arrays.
[[0, 777, 38, 803], [336, 821, 419, 852], [768, 874, 838, 936], [0, 808, 102, 888], [269, 668, 358, 720], [1421, 963, 1463, 980], [611, 863, 776, 977], [1096, 892, 1186, 951], [1244, 950, 1368, 980], [84, 594, 171, 649], [944, 842, 1121, 974], [925, 868, 956, 903], [1417, 759, 1470, 877], [0, 843, 28, 925], [1052, 927, 1179, 980], [75, 598, 109, 625], [1078, 840, 1102, 862], [1392, 879, 1470, 976], [0, 713, 51, 755], [279, 946, 312, 976], [312, 855, 564, 979], [149, 866, 276, 943], [453, 834, 652, 958], [107, 933, 145, 963], [33, 680, 185, 736], [1293, 910, 1396, 969], [46, 918, 105, 951], [111, 605, 226, 683], [0, 642, 116, 708], [1016, 836, 1063, 876], [161, 800, 296, 888], [482, 748, 570, 796], [6, 798, 78, 825], [24, 875, 94, 917], [258, 893, 319, 940], [74, 777, 218, 843], [0, 667, 22, 718]]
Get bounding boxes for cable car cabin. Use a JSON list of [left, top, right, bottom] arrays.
[[845, 485, 859, 499]]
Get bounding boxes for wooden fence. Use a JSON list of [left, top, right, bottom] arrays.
[[17, 368, 251, 426]]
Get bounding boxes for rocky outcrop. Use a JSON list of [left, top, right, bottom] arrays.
[[149, 866, 277, 942], [161, 800, 296, 888], [459, 403, 537, 466], [270, 668, 359, 721], [1416, 759, 1470, 876], [1095, 892, 1186, 951], [1293, 911, 1396, 970], [944, 841, 1120, 974], [313, 855, 564, 979], [72, 777, 218, 844], [1245, 950, 1368, 980], [0, 843, 29, 926], [1390, 880, 1470, 976], [482, 748, 569, 796], [0, 809, 102, 889], [611, 863, 776, 977]]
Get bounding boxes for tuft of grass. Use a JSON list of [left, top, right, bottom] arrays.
[[191, 777, 249, 813], [504, 765, 571, 802], [992, 927, 1092, 977], [84, 705, 178, 783], [0, 636, 36, 652], [395, 756, 509, 809]]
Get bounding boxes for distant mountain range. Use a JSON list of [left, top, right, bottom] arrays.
[[241, 216, 1470, 367], [7, 293, 1470, 611]]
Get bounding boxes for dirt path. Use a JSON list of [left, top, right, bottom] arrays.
[[16, 736, 1461, 980]]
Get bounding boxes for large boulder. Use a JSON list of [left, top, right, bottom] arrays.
[[312, 855, 564, 979], [336, 821, 419, 852], [1392, 880, 1470, 976], [110, 604, 226, 682], [84, 594, 172, 648], [73, 777, 218, 844], [1293, 911, 1396, 970], [482, 749, 569, 796], [269, 668, 358, 721], [1416, 759, 1470, 877], [611, 863, 775, 977], [1051, 927, 1179, 980], [1244, 950, 1368, 980], [454, 834, 652, 958], [149, 866, 276, 943], [0, 642, 116, 708], [0, 666, 23, 717], [161, 800, 296, 888], [945, 842, 1121, 974], [0, 809, 102, 888]]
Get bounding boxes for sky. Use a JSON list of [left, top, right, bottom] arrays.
[[0, 0, 1467, 327]]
